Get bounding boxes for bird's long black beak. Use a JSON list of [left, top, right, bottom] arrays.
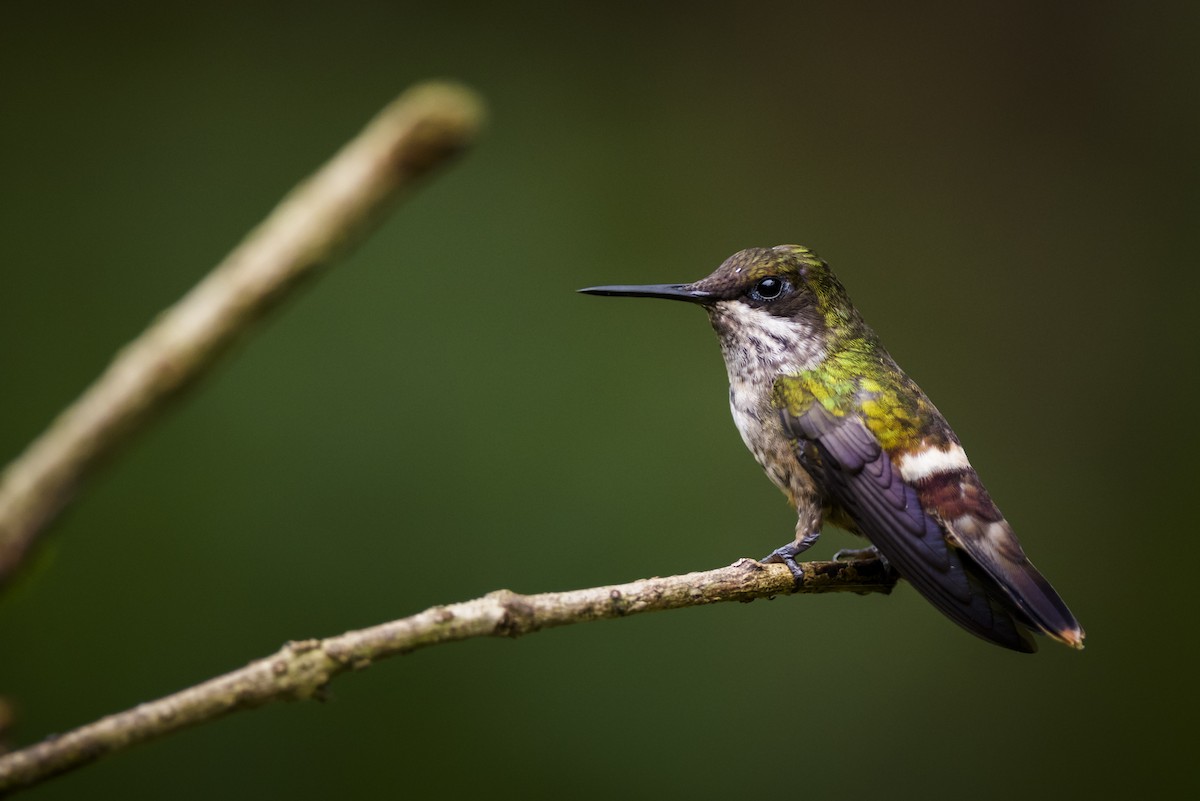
[[577, 283, 714, 304]]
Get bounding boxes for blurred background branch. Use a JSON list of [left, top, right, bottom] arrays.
[[0, 82, 484, 590], [0, 556, 893, 795]]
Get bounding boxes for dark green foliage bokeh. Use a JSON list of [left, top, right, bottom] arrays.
[[1, 2, 1195, 798]]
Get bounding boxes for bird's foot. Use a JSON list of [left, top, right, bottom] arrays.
[[760, 530, 821, 589], [833, 545, 893, 575], [833, 545, 880, 562]]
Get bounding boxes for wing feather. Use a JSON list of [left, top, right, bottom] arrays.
[[783, 403, 1037, 652]]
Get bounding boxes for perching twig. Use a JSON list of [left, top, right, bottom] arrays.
[[0, 82, 485, 589], [0, 557, 894, 794]]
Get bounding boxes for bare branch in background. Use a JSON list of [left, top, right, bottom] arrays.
[[0, 82, 485, 589]]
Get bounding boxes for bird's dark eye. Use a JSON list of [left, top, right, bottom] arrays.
[[752, 277, 786, 301]]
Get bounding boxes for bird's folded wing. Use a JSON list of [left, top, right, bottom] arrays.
[[780, 399, 1037, 652]]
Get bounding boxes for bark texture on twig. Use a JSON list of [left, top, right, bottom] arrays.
[[0, 82, 485, 589], [0, 557, 894, 795]]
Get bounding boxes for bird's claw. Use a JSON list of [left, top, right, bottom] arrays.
[[833, 545, 880, 562], [833, 545, 893, 575], [761, 542, 805, 586], [761, 530, 821, 589]]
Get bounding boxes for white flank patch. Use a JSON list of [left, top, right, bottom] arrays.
[[899, 443, 971, 481]]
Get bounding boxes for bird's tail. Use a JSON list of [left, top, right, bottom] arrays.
[[949, 516, 1085, 650]]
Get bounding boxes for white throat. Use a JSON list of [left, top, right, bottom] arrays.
[[707, 300, 825, 388]]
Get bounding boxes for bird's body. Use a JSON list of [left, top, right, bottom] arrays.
[[581, 245, 1084, 653]]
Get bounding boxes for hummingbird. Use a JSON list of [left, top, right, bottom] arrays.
[[580, 244, 1084, 653]]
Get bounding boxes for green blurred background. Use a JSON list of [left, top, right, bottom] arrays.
[[1, 2, 1194, 798]]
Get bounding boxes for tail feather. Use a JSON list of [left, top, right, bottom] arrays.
[[947, 515, 1085, 650]]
